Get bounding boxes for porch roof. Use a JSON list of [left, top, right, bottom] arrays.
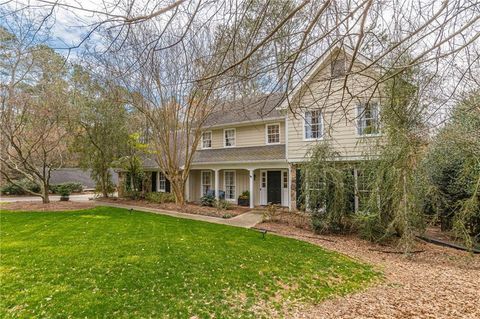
[[192, 144, 286, 164]]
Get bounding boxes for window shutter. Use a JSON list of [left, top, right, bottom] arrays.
[[151, 172, 157, 192], [165, 178, 171, 193]]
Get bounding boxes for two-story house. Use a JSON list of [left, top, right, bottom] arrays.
[[122, 46, 382, 212], [186, 94, 290, 208]]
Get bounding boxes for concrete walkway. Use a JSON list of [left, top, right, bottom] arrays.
[[95, 202, 263, 228]]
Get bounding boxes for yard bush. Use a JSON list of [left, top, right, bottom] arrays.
[[50, 183, 83, 194], [145, 192, 176, 204], [200, 194, 215, 206], [214, 199, 232, 210], [0, 179, 40, 195]]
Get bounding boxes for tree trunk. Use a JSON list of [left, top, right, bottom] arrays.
[[171, 176, 185, 205], [41, 183, 50, 204], [102, 170, 109, 198]]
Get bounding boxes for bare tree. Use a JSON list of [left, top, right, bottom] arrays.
[[0, 24, 71, 203]]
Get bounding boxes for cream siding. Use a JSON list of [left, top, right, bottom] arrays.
[[199, 121, 285, 150], [286, 56, 383, 162]]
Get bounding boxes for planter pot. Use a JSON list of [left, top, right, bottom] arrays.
[[60, 195, 70, 201], [238, 198, 249, 207]]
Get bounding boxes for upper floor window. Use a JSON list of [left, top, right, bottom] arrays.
[[331, 56, 346, 78], [201, 131, 212, 149], [357, 103, 380, 136], [266, 124, 280, 144], [224, 128, 236, 147], [304, 109, 323, 140]]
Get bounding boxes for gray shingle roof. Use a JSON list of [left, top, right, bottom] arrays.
[[49, 168, 118, 189], [192, 145, 286, 163], [205, 94, 285, 126]]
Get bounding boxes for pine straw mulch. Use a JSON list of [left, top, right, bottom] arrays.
[[0, 201, 96, 212], [96, 197, 250, 218], [259, 222, 480, 319]]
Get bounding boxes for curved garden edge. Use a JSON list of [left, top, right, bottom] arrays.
[[257, 221, 480, 319]]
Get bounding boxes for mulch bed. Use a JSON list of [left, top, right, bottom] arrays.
[[97, 198, 250, 218], [259, 221, 480, 319], [1, 201, 96, 212]]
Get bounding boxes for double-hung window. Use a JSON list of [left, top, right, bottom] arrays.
[[201, 171, 212, 195], [159, 172, 166, 192], [304, 109, 323, 140], [201, 131, 212, 149], [266, 124, 280, 144], [224, 171, 236, 200], [357, 103, 380, 136], [224, 129, 236, 147]]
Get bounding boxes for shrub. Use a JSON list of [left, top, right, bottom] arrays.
[[145, 192, 176, 204], [125, 190, 143, 200], [50, 182, 83, 194], [200, 194, 215, 207], [56, 184, 71, 197], [0, 179, 40, 195], [262, 203, 280, 222], [214, 199, 232, 210]]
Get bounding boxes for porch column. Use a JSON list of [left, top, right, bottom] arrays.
[[214, 169, 220, 200], [248, 169, 254, 208]]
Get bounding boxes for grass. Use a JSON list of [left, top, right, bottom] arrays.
[[0, 207, 379, 318]]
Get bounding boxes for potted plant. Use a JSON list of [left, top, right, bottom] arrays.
[[57, 184, 71, 201], [237, 190, 250, 207]]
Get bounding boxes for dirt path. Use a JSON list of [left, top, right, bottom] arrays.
[[260, 222, 480, 319]]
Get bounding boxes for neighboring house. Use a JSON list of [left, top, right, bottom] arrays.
[[50, 168, 119, 191], [121, 46, 383, 211]]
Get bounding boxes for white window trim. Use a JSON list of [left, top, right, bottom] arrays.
[[223, 128, 236, 148], [223, 170, 236, 201], [355, 102, 382, 138], [303, 110, 324, 141], [265, 123, 281, 145], [200, 170, 212, 196], [201, 131, 212, 149]]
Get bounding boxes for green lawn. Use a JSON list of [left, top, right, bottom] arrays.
[[0, 207, 379, 318]]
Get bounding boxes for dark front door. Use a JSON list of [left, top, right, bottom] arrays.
[[267, 171, 281, 204]]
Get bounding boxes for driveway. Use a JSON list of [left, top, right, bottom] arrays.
[[0, 194, 95, 202]]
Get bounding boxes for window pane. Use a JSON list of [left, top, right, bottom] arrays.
[[305, 110, 322, 139], [202, 171, 211, 195], [225, 171, 235, 199], [358, 103, 379, 135], [225, 129, 235, 146], [202, 132, 211, 148], [267, 124, 280, 144], [159, 172, 166, 192]]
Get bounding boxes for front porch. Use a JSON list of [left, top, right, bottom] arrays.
[[187, 163, 290, 209]]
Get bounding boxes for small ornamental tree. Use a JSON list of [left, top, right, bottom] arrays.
[[71, 65, 129, 198], [358, 67, 430, 253], [115, 133, 148, 199], [301, 143, 355, 234]]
